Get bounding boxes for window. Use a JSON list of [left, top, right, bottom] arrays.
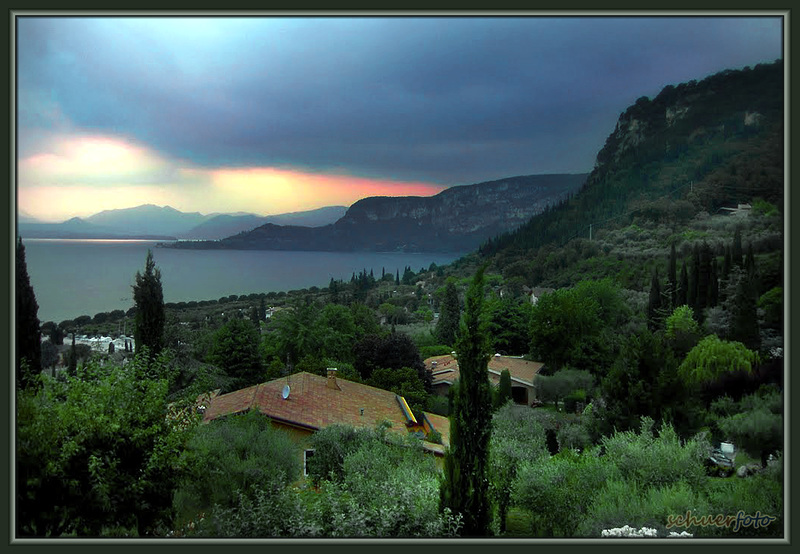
[[303, 449, 315, 476]]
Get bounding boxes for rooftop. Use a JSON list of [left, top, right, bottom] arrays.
[[425, 354, 544, 387], [201, 371, 449, 452]]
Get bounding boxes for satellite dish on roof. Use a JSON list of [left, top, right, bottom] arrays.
[[282, 385, 290, 400]]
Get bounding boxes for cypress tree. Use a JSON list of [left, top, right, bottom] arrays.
[[436, 280, 460, 346], [647, 267, 662, 331], [396, 269, 400, 286], [668, 242, 677, 309], [709, 258, 719, 307], [732, 227, 743, 267], [440, 266, 492, 536], [697, 242, 712, 314], [132, 250, 165, 356], [723, 244, 732, 279], [495, 368, 512, 409], [688, 245, 700, 312], [677, 260, 689, 307], [16, 237, 41, 387], [68, 332, 77, 375]]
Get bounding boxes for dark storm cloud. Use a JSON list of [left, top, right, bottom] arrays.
[[17, 15, 783, 185]]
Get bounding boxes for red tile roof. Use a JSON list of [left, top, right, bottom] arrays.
[[202, 372, 449, 450], [425, 354, 544, 387]]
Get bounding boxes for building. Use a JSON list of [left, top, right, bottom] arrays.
[[425, 354, 545, 406], [199, 369, 450, 474]]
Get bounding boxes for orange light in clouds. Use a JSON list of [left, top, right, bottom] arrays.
[[208, 167, 446, 214]]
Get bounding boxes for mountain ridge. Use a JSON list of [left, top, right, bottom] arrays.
[[161, 173, 588, 252]]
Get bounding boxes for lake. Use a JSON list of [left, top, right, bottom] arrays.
[[23, 239, 464, 324]]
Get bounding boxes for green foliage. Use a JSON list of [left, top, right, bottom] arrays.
[[529, 279, 627, 374], [535, 368, 594, 408], [16, 237, 42, 387], [493, 368, 512, 409], [174, 411, 300, 524], [576, 479, 709, 537], [16, 353, 182, 537], [132, 250, 165, 356], [758, 286, 783, 331], [441, 267, 493, 536], [678, 335, 758, 386], [699, 460, 783, 537], [486, 296, 533, 355], [367, 366, 428, 415], [600, 417, 709, 491], [713, 387, 782, 462], [489, 403, 548, 532], [436, 279, 460, 346], [665, 304, 701, 355], [306, 424, 379, 485], [513, 448, 618, 536], [199, 433, 462, 538], [206, 317, 264, 390]]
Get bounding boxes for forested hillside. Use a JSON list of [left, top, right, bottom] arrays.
[[481, 60, 783, 289]]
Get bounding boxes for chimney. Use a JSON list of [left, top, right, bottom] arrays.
[[326, 367, 340, 390]]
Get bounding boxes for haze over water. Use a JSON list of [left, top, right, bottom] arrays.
[[24, 239, 462, 324]]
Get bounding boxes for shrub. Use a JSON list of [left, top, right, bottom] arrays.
[[577, 479, 709, 537], [600, 417, 709, 490]]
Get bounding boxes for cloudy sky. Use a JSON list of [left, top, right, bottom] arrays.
[[16, 15, 783, 222]]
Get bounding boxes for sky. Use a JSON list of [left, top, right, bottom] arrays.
[[15, 14, 784, 222]]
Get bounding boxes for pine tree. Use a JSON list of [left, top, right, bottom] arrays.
[[16, 237, 41, 387], [396, 269, 400, 286], [440, 266, 493, 536], [436, 280, 460, 346], [132, 250, 165, 356]]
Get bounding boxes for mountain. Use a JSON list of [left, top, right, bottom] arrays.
[[478, 60, 783, 288], [17, 217, 177, 240], [85, 204, 208, 237], [179, 206, 348, 240], [17, 204, 349, 240], [161, 174, 588, 252]]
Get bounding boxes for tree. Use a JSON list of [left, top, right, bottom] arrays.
[[16, 237, 42, 387], [132, 250, 165, 356], [647, 267, 662, 331], [494, 369, 512, 409], [16, 352, 183, 536], [174, 410, 300, 521], [732, 227, 743, 267], [207, 317, 264, 390], [678, 335, 758, 387], [436, 279, 460, 346], [677, 260, 689, 308], [668, 242, 678, 309], [440, 266, 493, 536], [664, 305, 701, 356], [489, 403, 547, 533]]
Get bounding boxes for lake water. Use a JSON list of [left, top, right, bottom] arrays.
[[23, 239, 464, 324]]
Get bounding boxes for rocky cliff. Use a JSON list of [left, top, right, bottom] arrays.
[[164, 173, 587, 252]]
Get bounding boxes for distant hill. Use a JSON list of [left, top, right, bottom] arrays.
[[17, 204, 349, 240], [161, 174, 588, 252], [180, 206, 348, 240], [17, 217, 176, 240]]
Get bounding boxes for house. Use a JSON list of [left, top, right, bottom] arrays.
[[199, 369, 450, 474], [425, 354, 545, 406]]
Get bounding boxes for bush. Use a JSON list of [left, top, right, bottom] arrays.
[[600, 417, 709, 490], [173, 410, 301, 524], [513, 448, 618, 536], [576, 479, 709, 537]]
